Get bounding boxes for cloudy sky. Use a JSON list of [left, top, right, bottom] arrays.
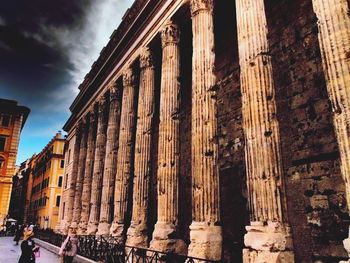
[[0, 0, 133, 163]]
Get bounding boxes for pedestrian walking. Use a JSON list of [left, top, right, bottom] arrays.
[[18, 230, 39, 263], [59, 228, 79, 263]]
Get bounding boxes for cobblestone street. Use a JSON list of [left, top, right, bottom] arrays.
[[0, 236, 60, 263]]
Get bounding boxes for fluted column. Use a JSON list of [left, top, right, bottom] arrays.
[[78, 108, 97, 235], [311, 0, 350, 258], [188, 0, 222, 260], [97, 84, 123, 235], [150, 21, 186, 254], [126, 47, 155, 248], [61, 123, 81, 233], [235, 0, 294, 262], [71, 117, 89, 229], [110, 67, 137, 240], [87, 97, 109, 235]]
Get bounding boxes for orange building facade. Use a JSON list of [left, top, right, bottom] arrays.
[[0, 99, 29, 227], [27, 133, 65, 229]]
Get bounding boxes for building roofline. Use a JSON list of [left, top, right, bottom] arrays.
[[0, 99, 30, 130]]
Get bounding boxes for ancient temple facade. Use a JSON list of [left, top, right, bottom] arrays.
[[57, 0, 350, 262]]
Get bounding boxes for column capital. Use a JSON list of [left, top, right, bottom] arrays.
[[75, 120, 84, 137], [140, 47, 154, 69], [109, 84, 122, 101], [89, 107, 97, 123], [190, 0, 214, 16], [123, 67, 136, 87], [97, 96, 107, 114], [78, 118, 88, 133], [161, 21, 180, 47]]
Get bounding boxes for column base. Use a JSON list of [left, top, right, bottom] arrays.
[[110, 222, 126, 242], [87, 221, 98, 235], [126, 223, 148, 248], [96, 221, 111, 236], [150, 222, 187, 254], [78, 221, 88, 235], [243, 221, 294, 263], [243, 249, 294, 263], [340, 228, 350, 263], [70, 221, 79, 230], [188, 221, 222, 261], [54, 221, 61, 233], [60, 220, 71, 235]]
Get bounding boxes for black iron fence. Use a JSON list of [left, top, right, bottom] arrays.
[[35, 229, 221, 263]]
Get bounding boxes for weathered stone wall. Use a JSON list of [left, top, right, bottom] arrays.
[[265, 0, 349, 262]]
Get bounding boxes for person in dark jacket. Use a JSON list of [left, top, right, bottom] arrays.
[[18, 230, 39, 263]]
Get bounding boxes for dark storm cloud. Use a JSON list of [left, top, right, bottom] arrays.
[[0, 0, 132, 162], [0, 0, 88, 110]]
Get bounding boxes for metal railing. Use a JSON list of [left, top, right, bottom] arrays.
[[35, 229, 221, 263]]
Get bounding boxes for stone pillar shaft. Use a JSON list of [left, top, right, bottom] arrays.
[[150, 21, 185, 254], [87, 97, 108, 234], [126, 48, 155, 248], [236, 0, 294, 261], [311, 0, 350, 257], [312, 0, 350, 208], [157, 22, 180, 224], [110, 68, 137, 239], [188, 0, 222, 260], [71, 119, 88, 228], [78, 109, 97, 234], [97, 85, 122, 235]]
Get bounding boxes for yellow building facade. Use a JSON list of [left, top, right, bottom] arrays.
[[0, 99, 29, 227], [29, 132, 65, 229]]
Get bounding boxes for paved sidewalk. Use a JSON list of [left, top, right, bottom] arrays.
[[0, 236, 60, 263]]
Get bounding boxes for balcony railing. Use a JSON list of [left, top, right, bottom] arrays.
[[35, 229, 222, 263]]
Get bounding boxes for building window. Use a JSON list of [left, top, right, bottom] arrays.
[[1, 115, 10, 127], [46, 161, 51, 170], [58, 176, 63, 187], [56, 195, 61, 207], [0, 137, 6, 151], [60, 160, 64, 168]]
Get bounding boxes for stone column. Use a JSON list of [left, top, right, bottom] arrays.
[[110, 67, 137, 240], [235, 0, 294, 262], [311, 0, 350, 258], [97, 84, 123, 236], [188, 0, 222, 260], [150, 21, 186, 254], [61, 123, 82, 233], [126, 47, 155, 248], [78, 108, 97, 235], [87, 96, 108, 235], [71, 117, 89, 229]]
